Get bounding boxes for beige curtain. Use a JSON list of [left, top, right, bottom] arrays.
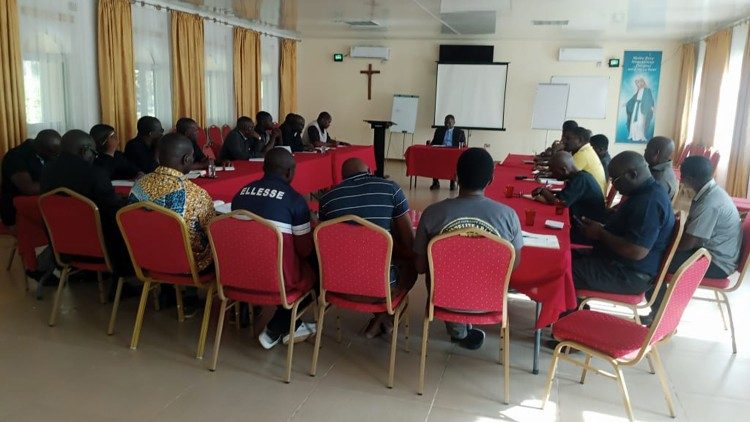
[[692, 29, 732, 148], [280, 0, 298, 30], [233, 27, 261, 119], [279, 39, 297, 118], [672, 43, 696, 158], [171, 11, 206, 127], [725, 28, 750, 198], [232, 0, 260, 21], [97, 0, 137, 146], [0, 0, 27, 154]]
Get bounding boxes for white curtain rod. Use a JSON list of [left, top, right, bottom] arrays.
[[696, 15, 750, 42]]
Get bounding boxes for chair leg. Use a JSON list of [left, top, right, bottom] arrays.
[[151, 285, 160, 311], [196, 284, 215, 359], [107, 277, 125, 335], [645, 354, 656, 374], [96, 271, 106, 305], [721, 291, 737, 354], [502, 325, 510, 405], [387, 308, 401, 388], [650, 345, 676, 418], [715, 290, 728, 330], [233, 302, 240, 332], [48, 266, 70, 326], [541, 344, 562, 409], [6, 247, 16, 271], [335, 314, 342, 343], [579, 354, 592, 384], [418, 317, 430, 395], [248, 303, 255, 337], [209, 298, 228, 371], [309, 303, 327, 376], [130, 281, 152, 350], [632, 306, 641, 324], [284, 302, 301, 383], [613, 363, 635, 422], [403, 305, 411, 353], [175, 285, 185, 322]]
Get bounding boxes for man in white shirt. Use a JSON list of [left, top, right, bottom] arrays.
[[304, 112, 347, 149]]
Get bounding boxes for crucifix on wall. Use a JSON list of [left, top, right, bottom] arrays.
[[360, 64, 380, 100]]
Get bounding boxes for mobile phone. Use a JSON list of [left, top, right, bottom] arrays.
[[572, 215, 584, 226]]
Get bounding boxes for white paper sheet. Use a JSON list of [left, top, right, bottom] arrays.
[[521, 231, 561, 249]]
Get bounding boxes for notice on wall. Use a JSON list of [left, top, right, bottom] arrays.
[[616, 51, 663, 144]]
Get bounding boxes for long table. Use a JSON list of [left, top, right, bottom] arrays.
[[404, 145, 467, 183]]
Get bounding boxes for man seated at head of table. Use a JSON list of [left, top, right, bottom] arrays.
[[414, 148, 523, 350], [231, 147, 317, 349], [429, 114, 466, 191], [129, 133, 214, 272], [644, 136, 679, 201], [562, 126, 607, 195], [220, 116, 262, 161], [124, 116, 163, 174], [319, 158, 417, 338], [175, 117, 211, 170], [280, 113, 311, 153], [572, 151, 674, 298], [531, 151, 606, 244], [91, 124, 143, 181], [303, 112, 349, 149], [254, 111, 283, 154], [1, 129, 61, 227], [589, 134, 611, 180]]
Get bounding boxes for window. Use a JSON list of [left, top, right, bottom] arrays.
[[131, 4, 173, 129], [260, 35, 280, 120], [19, 0, 98, 136], [204, 21, 235, 126]]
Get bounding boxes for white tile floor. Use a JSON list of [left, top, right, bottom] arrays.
[[0, 160, 747, 421]]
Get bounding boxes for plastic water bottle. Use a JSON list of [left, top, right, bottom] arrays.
[[208, 158, 216, 178]]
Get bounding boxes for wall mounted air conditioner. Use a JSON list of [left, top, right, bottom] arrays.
[[350, 46, 390, 60], [558, 48, 604, 62]]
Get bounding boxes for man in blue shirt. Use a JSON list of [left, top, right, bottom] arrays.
[[429, 115, 466, 191], [573, 151, 675, 295]]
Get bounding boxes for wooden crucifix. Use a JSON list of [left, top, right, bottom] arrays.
[[360, 63, 380, 100]]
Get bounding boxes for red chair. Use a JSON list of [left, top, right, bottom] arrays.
[[202, 144, 216, 160], [542, 249, 711, 422], [675, 143, 708, 167], [310, 215, 411, 388], [709, 149, 720, 173], [207, 211, 316, 382], [577, 211, 686, 324], [689, 215, 750, 354], [39, 189, 121, 328], [605, 182, 618, 208], [419, 228, 516, 404], [196, 127, 208, 149], [0, 222, 17, 272], [116, 202, 216, 358], [14, 195, 52, 298], [207, 125, 222, 146], [221, 124, 231, 140]]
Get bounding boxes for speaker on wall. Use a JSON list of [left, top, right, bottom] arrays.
[[439, 45, 494, 63]]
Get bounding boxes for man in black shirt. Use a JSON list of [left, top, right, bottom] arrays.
[[220, 116, 262, 160], [253, 111, 282, 154], [1, 130, 61, 226], [175, 117, 209, 169], [91, 124, 143, 180], [124, 116, 163, 174], [280, 113, 309, 152]]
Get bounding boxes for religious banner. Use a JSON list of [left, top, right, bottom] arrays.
[[615, 51, 662, 144]]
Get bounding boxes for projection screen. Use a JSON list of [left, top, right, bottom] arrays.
[[433, 63, 508, 131]]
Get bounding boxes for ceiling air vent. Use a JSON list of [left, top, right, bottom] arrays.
[[345, 20, 381, 28], [531, 20, 570, 26]]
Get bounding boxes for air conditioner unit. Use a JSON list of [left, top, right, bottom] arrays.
[[350, 46, 390, 60], [558, 48, 604, 62]]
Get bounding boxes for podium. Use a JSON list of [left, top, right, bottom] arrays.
[[364, 120, 395, 178]]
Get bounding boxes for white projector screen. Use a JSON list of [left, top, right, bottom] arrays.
[[433, 63, 508, 130]]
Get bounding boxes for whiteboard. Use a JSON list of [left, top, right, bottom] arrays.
[[434, 63, 508, 130], [550, 76, 609, 119], [390, 95, 419, 134], [532, 83, 569, 130]]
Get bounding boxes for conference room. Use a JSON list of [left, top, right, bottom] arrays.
[[2, 0, 750, 421]]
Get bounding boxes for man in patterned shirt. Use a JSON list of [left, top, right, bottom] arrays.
[[129, 133, 214, 271]]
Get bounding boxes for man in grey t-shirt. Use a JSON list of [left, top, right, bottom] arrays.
[[644, 136, 679, 201], [414, 148, 522, 350]]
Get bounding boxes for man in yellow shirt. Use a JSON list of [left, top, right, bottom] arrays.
[[563, 126, 606, 194]]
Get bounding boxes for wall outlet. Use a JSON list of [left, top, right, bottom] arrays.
[[484, 143, 490, 148]]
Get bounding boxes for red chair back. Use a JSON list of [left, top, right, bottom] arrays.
[[314, 216, 392, 299], [196, 127, 208, 149], [208, 211, 288, 303], [736, 216, 750, 275], [428, 229, 515, 314], [117, 202, 196, 281], [648, 249, 711, 346], [13, 195, 47, 271], [39, 189, 109, 268], [221, 124, 231, 140], [202, 144, 216, 160], [709, 149, 720, 171], [208, 125, 223, 146]]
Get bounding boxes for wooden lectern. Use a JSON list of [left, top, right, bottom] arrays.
[[363, 120, 395, 177]]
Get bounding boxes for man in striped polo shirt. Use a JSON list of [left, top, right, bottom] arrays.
[[319, 158, 417, 338]]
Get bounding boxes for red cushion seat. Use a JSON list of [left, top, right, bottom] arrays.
[[552, 310, 649, 359], [700, 277, 731, 289], [145, 270, 215, 286], [576, 289, 645, 305], [433, 307, 504, 325], [326, 289, 407, 313]]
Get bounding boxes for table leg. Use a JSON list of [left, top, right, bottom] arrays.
[[533, 301, 541, 375]]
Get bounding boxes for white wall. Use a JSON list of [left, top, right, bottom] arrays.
[[297, 38, 683, 160]]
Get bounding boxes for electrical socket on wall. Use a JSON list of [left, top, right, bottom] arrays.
[[484, 143, 490, 148]]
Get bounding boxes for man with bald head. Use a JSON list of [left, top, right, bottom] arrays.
[[319, 158, 416, 338], [644, 136, 678, 200], [571, 151, 674, 296], [1, 129, 61, 226], [532, 151, 605, 243], [129, 133, 215, 271], [232, 147, 318, 349]]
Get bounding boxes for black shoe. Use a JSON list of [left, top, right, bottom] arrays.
[[430, 182, 440, 190], [451, 328, 485, 350], [639, 314, 654, 326], [449, 181, 456, 191], [181, 295, 203, 319], [26, 270, 59, 286]]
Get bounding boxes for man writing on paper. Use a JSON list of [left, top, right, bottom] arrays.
[[429, 115, 466, 191]]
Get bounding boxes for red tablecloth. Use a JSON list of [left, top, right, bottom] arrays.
[[404, 145, 467, 180], [330, 145, 376, 184], [291, 153, 334, 195], [501, 154, 537, 169], [486, 159, 577, 328]]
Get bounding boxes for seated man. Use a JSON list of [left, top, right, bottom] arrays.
[[279, 113, 309, 152], [589, 134, 611, 180], [319, 158, 417, 338], [220, 116, 262, 161], [644, 136, 679, 201], [304, 112, 348, 149], [40, 130, 133, 284], [429, 114, 466, 191], [414, 148, 522, 350], [175, 117, 209, 169], [129, 133, 214, 272], [91, 124, 143, 181], [231, 148, 317, 349], [253, 111, 282, 155], [573, 151, 675, 296], [537, 120, 577, 159], [124, 116, 163, 174], [1, 129, 61, 227], [532, 151, 606, 244], [562, 126, 606, 195]]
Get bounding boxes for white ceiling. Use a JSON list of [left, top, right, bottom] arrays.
[[171, 0, 750, 41]]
